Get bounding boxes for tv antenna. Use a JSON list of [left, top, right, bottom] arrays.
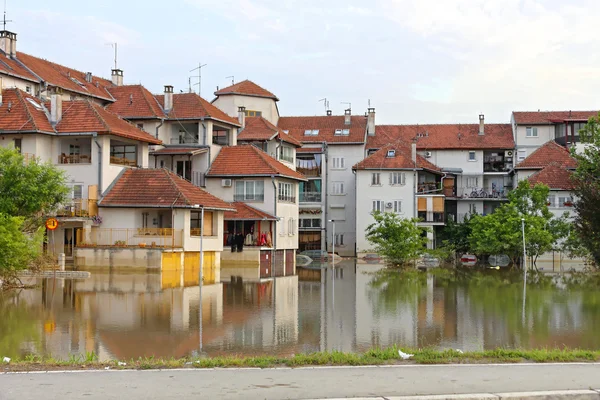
[[225, 76, 234, 85], [318, 98, 330, 114], [341, 101, 351, 110], [3, 0, 13, 31], [190, 62, 207, 96], [105, 42, 118, 70]]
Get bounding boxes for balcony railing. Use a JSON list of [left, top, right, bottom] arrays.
[[456, 187, 510, 199], [76, 228, 183, 248], [22, 153, 36, 164], [278, 194, 296, 203], [418, 211, 445, 223], [110, 156, 137, 167], [299, 192, 322, 203], [58, 154, 91, 164], [233, 194, 265, 202], [170, 135, 199, 145], [56, 199, 98, 218]]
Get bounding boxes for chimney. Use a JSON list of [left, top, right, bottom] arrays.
[[367, 107, 375, 136], [238, 106, 246, 127], [326, 110, 332, 116], [50, 94, 62, 125], [111, 69, 123, 86], [411, 142, 417, 164], [164, 85, 174, 111], [344, 108, 351, 125], [478, 114, 485, 135], [0, 31, 17, 58], [85, 72, 93, 83]]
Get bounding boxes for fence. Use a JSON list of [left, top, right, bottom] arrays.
[[455, 187, 511, 199], [299, 192, 322, 202], [56, 199, 98, 218], [76, 228, 184, 248]]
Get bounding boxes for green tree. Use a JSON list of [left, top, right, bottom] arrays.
[[469, 180, 568, 268], [571, 112, 600, 266], [438, 214, 475, 255], [365, 212, 428, 266]]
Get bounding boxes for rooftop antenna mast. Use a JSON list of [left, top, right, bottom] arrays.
[[225, 76, 234, 85], [105, 42, 118, 70], [341, 101, 351, 110], [3, 0, 13, 31], [318, 98, 329, 114], [190, 62, 207, 96]]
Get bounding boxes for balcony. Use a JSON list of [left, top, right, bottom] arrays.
[[297, 155, 322, 177], [455, 187, 510, 200], [278, 194, 296, 203], [300, 192, 322, 203], [233, 194, 265, 202], [56, 199, 98, 218], [483, 151, 512, 173], [418, 211, 445, 223], [58, 154, 91, 164], [76, 228, 183, 248], [170, 136, 199, 145]]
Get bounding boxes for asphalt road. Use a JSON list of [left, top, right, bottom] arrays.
[[1, 363, 599, 400]]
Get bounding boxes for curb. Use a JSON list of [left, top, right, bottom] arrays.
[[311, 390, 600, 400]]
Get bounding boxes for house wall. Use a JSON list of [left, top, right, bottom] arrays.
[[213, 94, 279, 125], [266, 141, 296, 170], [0, 73, 39, 93]]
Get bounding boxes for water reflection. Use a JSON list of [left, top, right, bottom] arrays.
[[1, 262, 600, 360]]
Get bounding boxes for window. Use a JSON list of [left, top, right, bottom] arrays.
[[468, 151, 477, 161], [390, 172, 405, 185], [526, 127, 538, 137], [372, 200, 384, 213], [278, 182, 295, 202], [466, 177, 479, 188], [393, 200, 402, 213], [301, 218, 322, 228], [288, 218, 296, 236], [469, 203, 478, 214], [234, 180, 265, 201], [136, 123, 144, 131], [245, 110, 262, 117], [332, 182, 345, 195], [547, 195, 556, 207], [334, 129, 349, 136], [279, 146, 294, 163], [280, 217, 286, 236], [13, 139, 21, 153], [558, 196, 573, 207], [334, 233, 344, 246], [517, 150, 527, 162], [371, 172, 381, 186], [110, 144, 137, 165], [332, 157, 345, 169], [386, 150, 396, 157], [304, 129, 319, 136], [72, 184, 83, 199], [69, 144, 80, 156], [25, 85, 31, 93]]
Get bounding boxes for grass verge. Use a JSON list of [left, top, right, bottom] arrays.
[[3, 347, 600, 372]]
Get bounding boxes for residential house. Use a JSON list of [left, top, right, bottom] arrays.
[[278, 109, 371, 256], [353, 142, 444, 255], [78, 168, 235, 282], [511, 110, 598, 160], [212, 80, 280, 125], [205, 145, 306, 281], [0, 88, 161, 260]]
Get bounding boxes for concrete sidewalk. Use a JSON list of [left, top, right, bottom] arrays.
[[1, 363, 599, 400]]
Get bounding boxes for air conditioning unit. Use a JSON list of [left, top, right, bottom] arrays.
[[505, 150, 513, 157], [424, 151, 432, 158], [221, 179, 232, 187], [385, 202, 393, 208]]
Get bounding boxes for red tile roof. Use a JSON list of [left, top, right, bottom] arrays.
[[515, 141, 577, 169], [207, 144, 306, 181], [528, 163, 574, 190], [296, 146, 324, 153], [107, 85, 165, 119], [239, 117, 302, 147], [150, 147, 207, 156], [16, 52, 114, 102], [372, 124, 514, 150], [0, 88, 54, 133], [155, 92, 239, 126], [277, 115, 368, 144], [0, 53, 39, 82], [224, 202, 277, 221], [513, 111, 599, 125], [214, 80, 278, 101], [56, 100, 161, 144], [353, 141, 441, 173], [100, 169, 235, 210]]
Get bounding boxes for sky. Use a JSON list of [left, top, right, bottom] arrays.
[[9, 0, 600, 124]]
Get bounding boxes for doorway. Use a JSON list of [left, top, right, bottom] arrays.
[[176, 160, 192, 181]]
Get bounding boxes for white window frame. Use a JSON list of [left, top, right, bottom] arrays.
[[469, 203, 478, 214], [466, 177, 479, 188], [390, 172, 406, 186], [235, 180, 265, 201], [558, 196, 573, 208], [526, 127, 538, 137], [331, 157, 345, 169], [517, 150, 527, 162], [279, 146, 294, 163], [280, 217, 286, 236], [547, 195, 556, 208], [278, 182, 295, 202], [70, 184, 83, 199], [332, 181, 345, 195], [372, 200, 384, 213], [393, 200, 402, 214], [468, 151, 477, 162], [288, 218, 296, 236], [371, 172, 381, 186]]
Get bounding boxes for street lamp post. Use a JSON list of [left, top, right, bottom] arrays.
[[193, 204, 205, 355], [328, 219, 335, 266], [521, 217, 527, 284]]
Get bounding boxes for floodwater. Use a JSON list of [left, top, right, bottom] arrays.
[[1, 261, 600, 361]]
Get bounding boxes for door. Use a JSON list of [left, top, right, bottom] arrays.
[[176, 160, 192, 181], [64, 228, 76, 257]]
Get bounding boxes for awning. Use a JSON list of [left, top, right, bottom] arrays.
[[150, 147, 208, 156]]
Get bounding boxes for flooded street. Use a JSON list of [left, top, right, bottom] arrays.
[[1, 261, 600, 361]]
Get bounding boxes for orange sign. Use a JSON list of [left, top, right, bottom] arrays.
[[45, 218, 59, 231]]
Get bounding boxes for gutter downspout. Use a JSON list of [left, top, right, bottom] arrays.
[[93, 133, 102, 195], [271, 175, 277, 277], [155, 118, 164, 140], [323, 142, 329, 253]]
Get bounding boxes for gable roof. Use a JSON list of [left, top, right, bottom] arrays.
[[353, 142, 442, 173], [238, 117, 302, 147], [16, 52, 114, 102], [277, 115, 367, 144], [0, 88, 54, 133], [56, 100, 161, 144], [528, 163, 574, 191], [155, 92, 239, 126], [372, 124, 514, 150], [100, 168, 234, 210], [0, 52, 39, 82], [513, 111, 598, 125], [515, 141, 577, 169], [224, 202, 277, 221], [214, 80, 278, 101], [206, 144, 306, 181], [107, 85, 165, 119]]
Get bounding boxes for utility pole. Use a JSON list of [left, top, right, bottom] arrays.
[[190, 63, 207, 97]]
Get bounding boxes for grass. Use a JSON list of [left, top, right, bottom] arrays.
[[3, 347, 600, 372]]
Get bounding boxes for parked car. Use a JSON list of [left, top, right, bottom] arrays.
[[417, 254, 440, 269], [488, 254, 510, 268], [300, 250, 329, 262], [460, 254, 478, 267]]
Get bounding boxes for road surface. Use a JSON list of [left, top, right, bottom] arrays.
[[1, 363, 599, 400]]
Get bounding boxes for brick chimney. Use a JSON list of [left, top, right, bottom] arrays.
[[0, 31, 17, 58], [50, 94, 62, 125], [85, 72, 93, 83], [411, 142, 416, 164], [111, 69, 123, 86], [164, 85, 174, 111], [327, 110, 332, 116], [367, 107, 375, 136], [344, 108, 351, 125], [478, 114, 485, 135], [238, 106, 246, 128]]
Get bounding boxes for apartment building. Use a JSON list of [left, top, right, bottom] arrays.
[[212, 80, 280, 125]]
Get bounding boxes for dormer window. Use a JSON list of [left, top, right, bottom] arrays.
[[334, 129, 350, 136], [386, 150, 396, 158], [304, 129, 319, 136]]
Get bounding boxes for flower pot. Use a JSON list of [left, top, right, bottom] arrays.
[[139, 243, 146, 248]]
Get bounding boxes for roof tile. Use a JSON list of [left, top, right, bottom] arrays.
[[0, 52, 39, 82], [0, 88, 53, 133], [214, 80, 278, 100], [513, 111, 599, 125], [239, 117, 302, 147], [107, 85, 165, 119], [155, 92, 239, 126], [277, 115, 367, 144], [224, 202, 277, 220], [528, 163, 574, 190], [353, 141, 441, 172], [515, 141, 577, 169]]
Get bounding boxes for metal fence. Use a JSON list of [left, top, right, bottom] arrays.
[[56, 199, 98, 217]]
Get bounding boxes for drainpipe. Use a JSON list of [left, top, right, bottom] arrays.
[[271, 175, 277, 277], [93, 133, 102, 195], [323, 142, 329, 253], [275, 136, 283, 160], [155, 118, 164, 140]]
